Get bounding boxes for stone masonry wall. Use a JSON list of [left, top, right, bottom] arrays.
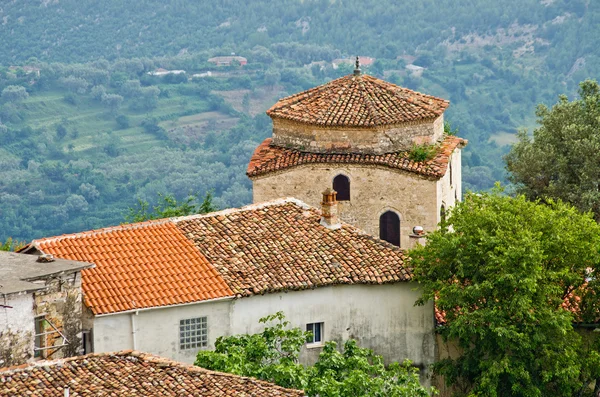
[[33, 271, 84, 359], [252, 164, 440, 248], [271, 115, 444, 154]]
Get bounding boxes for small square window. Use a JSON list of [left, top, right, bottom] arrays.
[[306, 322, 324, 344], [179, 316, 208, 350]]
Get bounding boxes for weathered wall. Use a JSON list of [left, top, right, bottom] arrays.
[[252, 165, 439, 248], [0, 293, 33, 335], [33, 271, 84, 359], [92, 298, 232, 364], [229, 284, 436, 372], [91, 284, 436, 377], [436, 148, 462, 220], [272, 115, 444, 154]]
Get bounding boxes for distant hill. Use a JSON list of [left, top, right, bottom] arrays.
[[0, 0, 599, 241]]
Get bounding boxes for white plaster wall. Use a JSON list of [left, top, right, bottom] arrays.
[[93, 299, 232, 364], [436, 148, 463, 222], [229, 284, 436, 369], [0, 293, 34, 333], [0, 293, 35, 360]]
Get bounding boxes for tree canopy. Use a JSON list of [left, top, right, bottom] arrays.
[[194, 312, 436, 397], [411, 188, 600, 396], [506, 80, 600, 221], [125, 191, 217, 223]]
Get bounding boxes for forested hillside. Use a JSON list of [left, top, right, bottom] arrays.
[[0, 0, 598, 241]]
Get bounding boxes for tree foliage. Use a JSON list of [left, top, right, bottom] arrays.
[[125, 191, 217, 223], [194, 312, 436, 396], [506, 80, 600, 221], [412, 188, 600, 396]]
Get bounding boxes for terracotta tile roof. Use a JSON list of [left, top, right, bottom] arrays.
[[175, 199, 410, 297], [266, 74, 449, 127], [30, 221, 233, 315], [247, 136, 467, 179], [0, 350, 305, 396], [25, 199, 410, 315]]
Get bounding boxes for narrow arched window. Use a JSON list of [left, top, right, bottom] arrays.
[[440, 205, 446, 223], [379, 211, 400, 247], [333, 174, 350, 201]]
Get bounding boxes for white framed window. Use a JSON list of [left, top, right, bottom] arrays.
[[34, 315, 46, 358], [179, 317, 207, 350], [306, 322, 324, 345]]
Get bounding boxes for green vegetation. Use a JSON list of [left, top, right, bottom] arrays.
[[125, 192, 217, 223], [412, 188, 600, 396], [506, 79, 600, 221], [195, 312, 435, 396], [408, 144, 438, 162], [0, 1, 599, 240]]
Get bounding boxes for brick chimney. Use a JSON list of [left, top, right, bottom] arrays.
[[320, 188, 341, 230]]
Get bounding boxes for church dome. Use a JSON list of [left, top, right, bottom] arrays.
[[267, 73, 449, 128]]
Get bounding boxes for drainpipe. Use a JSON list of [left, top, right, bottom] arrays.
[[130, 311, 139, 350]]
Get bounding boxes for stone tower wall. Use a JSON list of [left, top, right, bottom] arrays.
[[251, 147, 462, 248], [271, 115, 444, 154]]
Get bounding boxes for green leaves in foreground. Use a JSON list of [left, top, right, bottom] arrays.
[[195, 312, 436, 396], [412, 188, 600, 396]]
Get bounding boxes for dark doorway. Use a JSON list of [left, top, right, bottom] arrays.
[[380, 211, 400, 247], [333, 175, 350, 201]]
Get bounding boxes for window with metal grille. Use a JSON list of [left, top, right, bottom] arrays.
[[333, 175, 350, 201], [380, 211, 400, 247], [306, 322, 324, 344], [179, 317, 207, 350]]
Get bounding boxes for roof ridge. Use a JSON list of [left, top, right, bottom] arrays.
[[170, 197, 313, 223], [358, 76, 382, 125], [29, 217, 174, 247], [364, 75, 441, 115]]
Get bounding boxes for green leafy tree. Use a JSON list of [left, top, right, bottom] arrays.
[[195, 312, 436, 396], [1, 85, 28, 103], [0, 237, 24, 252], [125, 191, 217, 223], [412, 188, 600, 396], [506, 80, 600, 221]]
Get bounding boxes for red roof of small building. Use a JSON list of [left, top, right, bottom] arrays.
[[25, 199, 411, 315], [247, 136, 467, 179], [0, 350, 305, 396], [266, 74, 449, 127]]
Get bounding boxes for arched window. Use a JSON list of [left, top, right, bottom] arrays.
[[333, 174, 350, 201], [440, 204, 446, 223], [379, 211, 400, 247]]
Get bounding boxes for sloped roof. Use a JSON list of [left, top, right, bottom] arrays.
[[25, 199, 410, 315], [177, 200, 410, 297], [266, 74, 449, 127], [30, 222, 233, 315], [0, 350, 305, 397], [0, 251, 92, 295], [247, 136, 467, 179]]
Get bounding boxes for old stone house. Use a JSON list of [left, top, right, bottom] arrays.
[[20, 197, 436, 373], [0, 350, 304, 396], [0, 251, 92, 367], [247, 60, 466, 248]]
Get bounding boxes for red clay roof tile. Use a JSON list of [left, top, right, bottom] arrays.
[[248, 136, 467, 179], [267, 74, 449, 127], [27, 199, 411, 315], [0, 351, 304, 396]]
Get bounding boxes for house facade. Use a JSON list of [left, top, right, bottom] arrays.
[[22, 198, 436, 372], [247, 61, 466, 248], [0, 251, 92, 366]]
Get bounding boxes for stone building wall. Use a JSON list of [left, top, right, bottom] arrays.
[[252, 164, 441, 248], [271, 115, 444, 154], [33, 271, 84, 359]]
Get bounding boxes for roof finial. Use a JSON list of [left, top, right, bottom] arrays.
[[353, 56, 361, 76]]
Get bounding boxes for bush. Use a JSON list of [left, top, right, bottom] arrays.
[[408, 143, 437, 162]]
